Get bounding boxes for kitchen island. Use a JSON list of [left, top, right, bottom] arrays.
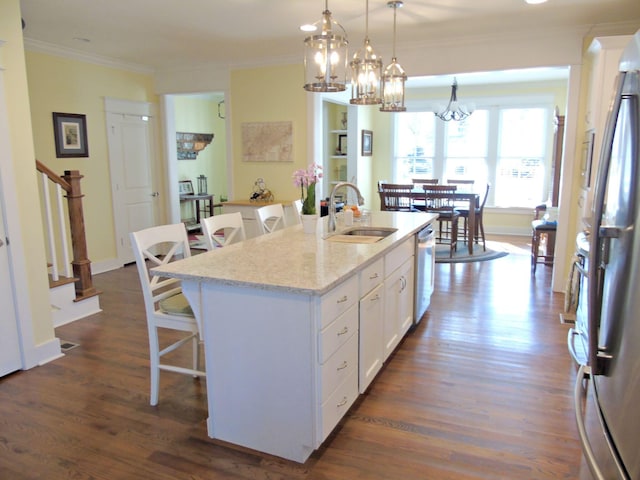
[[154, 211, 436, 462]]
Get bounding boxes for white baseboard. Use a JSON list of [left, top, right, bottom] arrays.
[[36, 337, 64, 366], [91, 258, 123, 275]]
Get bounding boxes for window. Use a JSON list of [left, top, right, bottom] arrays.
[[393, 99, 553, 208]]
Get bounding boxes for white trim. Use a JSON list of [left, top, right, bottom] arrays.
[[36, 337, 64, 366], [0, 53, 40, 369], [23, 38, 154, 74], [91, 258, 123, 275]]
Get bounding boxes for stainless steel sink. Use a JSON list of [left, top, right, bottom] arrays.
[[325, 227, 398, 244], [340, 227, 397, 237]]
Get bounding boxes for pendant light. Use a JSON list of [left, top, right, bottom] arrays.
[[350, 0, 383, 105], [303, 0, 349, 93], [380, 1, 407, 112], [434, 78, 473, 121]]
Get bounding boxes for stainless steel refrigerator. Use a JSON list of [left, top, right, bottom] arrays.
[[574, 30, 640, 480]]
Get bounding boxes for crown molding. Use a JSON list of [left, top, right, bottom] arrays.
[[23, 37, 154, 75]]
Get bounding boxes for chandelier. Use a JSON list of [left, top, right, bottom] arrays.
[[434, 78, 473, 121], [303, 0, 349, 93], [380, 1, 407, 112], [350, 0, 383, 105]]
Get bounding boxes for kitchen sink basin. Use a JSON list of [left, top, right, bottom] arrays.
[[341, 227, 397, 237], [325, 227, 398, 244]]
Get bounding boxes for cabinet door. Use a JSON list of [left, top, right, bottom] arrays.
[[359, 283, 384, 393], [383, 256, 415, 361], [397, 257, 415, 338], [384, 265, 402, 360]]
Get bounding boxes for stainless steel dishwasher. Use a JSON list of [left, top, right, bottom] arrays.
[[414, 223, 435, 325]]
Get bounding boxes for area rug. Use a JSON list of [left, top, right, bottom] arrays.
[[435, 240, 509, 264]]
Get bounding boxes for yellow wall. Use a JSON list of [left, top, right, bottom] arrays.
[[175, 95, 227, 204], [230, 64, 307, 203], [25, 51, 158, 264], [0, 0, 53, 345]]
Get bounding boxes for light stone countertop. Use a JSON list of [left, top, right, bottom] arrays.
[[153, 211, 437, 295]]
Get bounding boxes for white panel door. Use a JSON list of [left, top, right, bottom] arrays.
[[0, 175, 22, 377], [107, 111, 157, 265]]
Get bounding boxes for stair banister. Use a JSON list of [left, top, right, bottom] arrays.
[[35, 160, 98, 301]]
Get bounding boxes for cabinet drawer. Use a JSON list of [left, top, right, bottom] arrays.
[[319, 370, 358, 443], [320, 275, 358, 329], [320, 332, 358, 404], [359, 257, 384, 297], [384, 236, 415, 274], [318, 303, 358, 363]]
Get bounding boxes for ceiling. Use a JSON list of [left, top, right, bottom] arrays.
[[19, 0, 640, 73]]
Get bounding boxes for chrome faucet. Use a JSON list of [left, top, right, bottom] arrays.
[[328, 182, 365, 232]]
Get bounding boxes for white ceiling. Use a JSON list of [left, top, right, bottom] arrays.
[[19, 0, 640, 73]]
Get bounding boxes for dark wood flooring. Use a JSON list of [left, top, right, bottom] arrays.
[[0, 236, 582, 479]]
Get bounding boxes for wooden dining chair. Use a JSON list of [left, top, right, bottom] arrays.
[[129, 223, 206, 406], [420, 184, 459, 257], [378, 183, 415, 211], [457, 183, 490, 252]]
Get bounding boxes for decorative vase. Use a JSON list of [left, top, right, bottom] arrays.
[[301, 214, 318, 234]]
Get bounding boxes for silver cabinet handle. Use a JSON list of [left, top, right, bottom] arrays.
[[337, 396, 348, 407], [151, 192, 160, 197], [336, 295, 348, 304], [369, 273, 379, 280], [337, 361, 348, 371], [370, 294, 380, 302], [337, 326, 349, 336]]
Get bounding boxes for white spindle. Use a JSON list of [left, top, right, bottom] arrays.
[[55, 183, 72, 278], [41, 172, 59, 281]]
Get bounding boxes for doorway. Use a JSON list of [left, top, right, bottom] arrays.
[[169, 93, 228, 229]]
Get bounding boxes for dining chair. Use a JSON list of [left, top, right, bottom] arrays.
[[255, 203, 286, 234], [531, 204, 557, 275], [421, 184, 459, 257], [200, 212, 246, 250], [457, 183, 490, 252], [130, 223, 206, 406], [378, 183, 415, 211], [292, 199, 303, 224]]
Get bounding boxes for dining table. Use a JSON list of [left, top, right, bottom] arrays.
[[410, 190, 480, 255]]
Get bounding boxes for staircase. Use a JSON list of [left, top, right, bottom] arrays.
[[37, 161, 101, 326]]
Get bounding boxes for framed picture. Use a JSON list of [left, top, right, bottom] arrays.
[[52, 112, 89, 158], [338, 134, 348, 155], [361, 129, 373, 156], [179, 180, 194, 196]]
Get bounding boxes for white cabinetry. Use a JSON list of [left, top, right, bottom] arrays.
[[383, 237, 415, 361], [358, 258, 385, 393], [317, 275, 360, 442]]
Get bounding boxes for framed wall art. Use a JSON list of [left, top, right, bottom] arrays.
[[52, 112, 89, 158], [338, 134, 347, 155], [361, 130, 372, 156]]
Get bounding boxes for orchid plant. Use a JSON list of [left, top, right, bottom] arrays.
[[292, 163, 323, 215]]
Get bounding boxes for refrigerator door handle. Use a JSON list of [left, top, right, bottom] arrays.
[[588, 72, 627, 375], [574, 365, 607, 480], [567, 328, 590, 371]]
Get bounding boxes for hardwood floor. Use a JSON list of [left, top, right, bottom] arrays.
[[0, 235, 582, 479]]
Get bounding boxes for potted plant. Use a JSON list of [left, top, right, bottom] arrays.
[[292, 163, 322, 233]]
